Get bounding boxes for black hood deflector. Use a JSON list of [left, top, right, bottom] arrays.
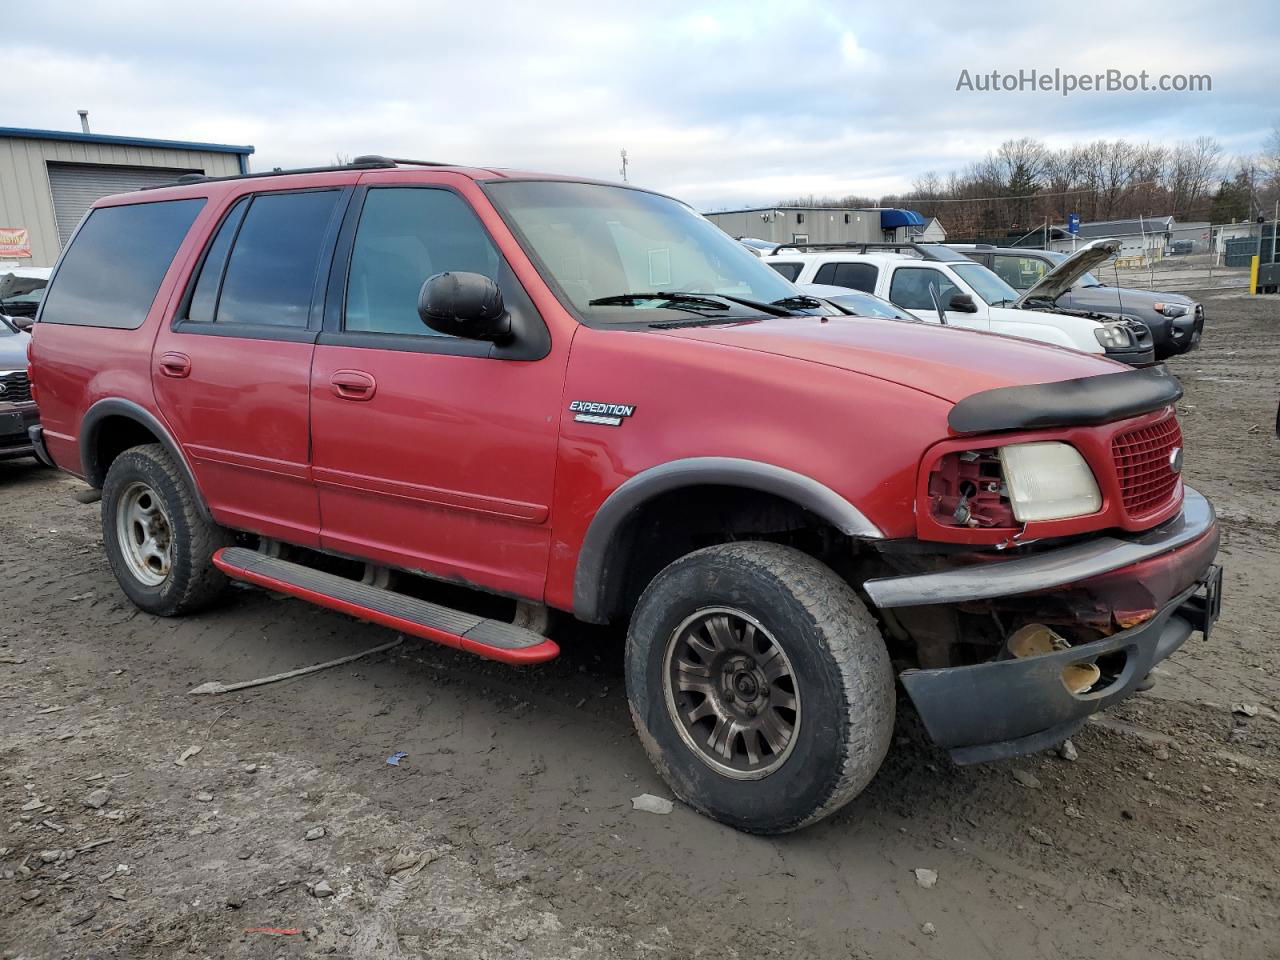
[[948, 367, 1183, 434]]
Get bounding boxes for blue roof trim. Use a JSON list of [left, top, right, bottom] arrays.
[[0, 127, 254, 156], [880, 208, 926, 229]]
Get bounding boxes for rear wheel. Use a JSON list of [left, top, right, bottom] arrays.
[[101, 444, 229, 616], [625, 542, 894, 833]]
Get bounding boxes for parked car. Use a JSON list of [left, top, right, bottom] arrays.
[[797, 283, 919, 321], [0, 315, 40, 462], [763, 242, 1155, 365], [950, 242, 1202, 359], [29, 158, 1221, 833], [0, 267, 52, 332]]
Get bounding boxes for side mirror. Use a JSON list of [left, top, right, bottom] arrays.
[[417, 272, 512, 342], [948, 293, 979, 313]]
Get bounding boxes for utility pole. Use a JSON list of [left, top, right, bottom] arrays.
[[619, 149, 629, 183]]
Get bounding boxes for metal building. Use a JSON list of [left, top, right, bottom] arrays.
[[0, 125, 254, 267], [703, 206, 927, 246]]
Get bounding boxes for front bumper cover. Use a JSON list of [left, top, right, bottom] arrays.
[[864, 486, 1221, 764], [899, 567, 1221, 764]]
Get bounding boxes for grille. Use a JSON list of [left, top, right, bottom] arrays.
[[0, 371, 32, 404], [1112, 417, 1182, 517]]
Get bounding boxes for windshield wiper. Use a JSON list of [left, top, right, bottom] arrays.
[[769, 294, 825, 310], [588, 292, 731, 312]]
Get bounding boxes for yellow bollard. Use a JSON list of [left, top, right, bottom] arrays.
[[1250, 255, 1259, 295]]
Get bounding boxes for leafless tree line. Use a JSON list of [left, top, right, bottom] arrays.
[[778, 129, 1280, 241]]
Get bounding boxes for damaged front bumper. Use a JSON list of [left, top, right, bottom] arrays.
[[864, 486, 1221, 764]]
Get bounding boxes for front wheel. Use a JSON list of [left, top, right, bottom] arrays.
[[101, 444, 230, 616], [625, 542, 894, 834]]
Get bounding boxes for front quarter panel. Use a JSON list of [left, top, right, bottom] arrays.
[[543, 326, 952, 612], [988, 307, 1105, 353]]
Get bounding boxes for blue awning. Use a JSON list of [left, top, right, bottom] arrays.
[[880, 209, 926, 229]]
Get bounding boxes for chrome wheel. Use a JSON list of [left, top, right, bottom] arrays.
[[662, 607, 801, 780], [115, 481, 173, 586]]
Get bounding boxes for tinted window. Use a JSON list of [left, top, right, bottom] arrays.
[[991, 254, 1050, 291], [216, 191, 341, 327], [41, 199, 204, 329], [767, 262, 803, 281], [186, 198, 249, 323], [888, 267, 962, 311], [813, 261, 878, 292], [345, 188, 500, 336]]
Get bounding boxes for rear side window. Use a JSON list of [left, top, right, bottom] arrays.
[[813, 261, 878, 292], [767, 261, 802, 281], [215, 191, 342, 327], [186, 197, 249, 323], [40, 198, 205, 329]]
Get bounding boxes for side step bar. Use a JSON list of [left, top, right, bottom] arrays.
[[212, 547, 559, 665]]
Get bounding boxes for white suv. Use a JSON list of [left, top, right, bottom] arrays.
[[764, 243, 1154, 365]]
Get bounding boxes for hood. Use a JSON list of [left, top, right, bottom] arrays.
[[0, 270, 51, 302], [1014, 239, 1118, 306], [649, 314, 1121, 405], [0, 322, 30, 369]]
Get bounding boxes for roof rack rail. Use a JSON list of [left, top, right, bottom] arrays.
[[141, 156, 403, 190], [352, 154, 458, 168], [767, 240, 965, 262]]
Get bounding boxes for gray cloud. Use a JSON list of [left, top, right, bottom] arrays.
[[9, 0, 1278, 209]]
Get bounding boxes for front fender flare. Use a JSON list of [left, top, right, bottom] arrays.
[[571, 457, 883, 623]]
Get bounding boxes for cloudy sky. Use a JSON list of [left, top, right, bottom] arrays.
[[9, 1, 1278, 209]]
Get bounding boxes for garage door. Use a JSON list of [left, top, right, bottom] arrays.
[[47, 162, 202, 247]]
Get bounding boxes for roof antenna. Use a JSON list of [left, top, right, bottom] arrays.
[[619, 148, 629, 183]]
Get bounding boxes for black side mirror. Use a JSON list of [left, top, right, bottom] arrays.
[[417, 272, 512, 342], [948, 293, 979, 313]]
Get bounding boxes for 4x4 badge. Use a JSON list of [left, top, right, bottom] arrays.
[[569, 401, 635, 427]]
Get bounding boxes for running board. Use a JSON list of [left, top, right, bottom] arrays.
[[212, 547, 559, 665]]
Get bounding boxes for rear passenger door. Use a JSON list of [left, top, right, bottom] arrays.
[[812, 261, 879, 293], [152, 187, 350, 546], [308, 184, 563, 601]]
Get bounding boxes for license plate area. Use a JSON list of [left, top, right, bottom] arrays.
[[0, 410, 23, 438]]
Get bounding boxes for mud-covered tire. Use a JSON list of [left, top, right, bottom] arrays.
[[101, 444, 230, 616], [625, 542, 894, 834]]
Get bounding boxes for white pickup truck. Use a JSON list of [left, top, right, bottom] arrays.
[[763, 241, 1154, 365]]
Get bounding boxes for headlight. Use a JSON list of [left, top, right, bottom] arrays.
[[998, 442, 1101, 522], [1094, 323, 1134, 350], [1152, 302, 1189, 317]]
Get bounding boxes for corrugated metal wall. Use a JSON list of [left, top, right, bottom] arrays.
[[704, 209, 885, 245], [0, 137, 243, 266]]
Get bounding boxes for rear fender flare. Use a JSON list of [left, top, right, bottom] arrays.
[[79, 398, 212, 521]]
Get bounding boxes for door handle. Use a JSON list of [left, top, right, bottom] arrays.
[[330, 369, 376, 401], [158, 352, 192, 379]]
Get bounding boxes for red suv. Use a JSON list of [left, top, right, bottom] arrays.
[[28, 157, 1221, 833]]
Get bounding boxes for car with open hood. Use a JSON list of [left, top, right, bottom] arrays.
[[760, 241, 1155, 365], [951, 240, 1202, 359], [28, 158, 1220, 833]]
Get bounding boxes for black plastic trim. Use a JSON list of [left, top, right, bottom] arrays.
[[27, 425, 55, 467], [572, 457, 883, 623], [78, 398, 211, 520], [947, 366, 1183, 434]]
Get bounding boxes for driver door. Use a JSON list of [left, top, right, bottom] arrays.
[[308, 184, 565, 601]]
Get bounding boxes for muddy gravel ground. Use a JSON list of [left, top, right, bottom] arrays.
[[2, 290, 1278, 959]]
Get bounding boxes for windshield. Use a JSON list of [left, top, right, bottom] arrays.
[[952, 262, 1019, 306], [485, 181, 828, 323]]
